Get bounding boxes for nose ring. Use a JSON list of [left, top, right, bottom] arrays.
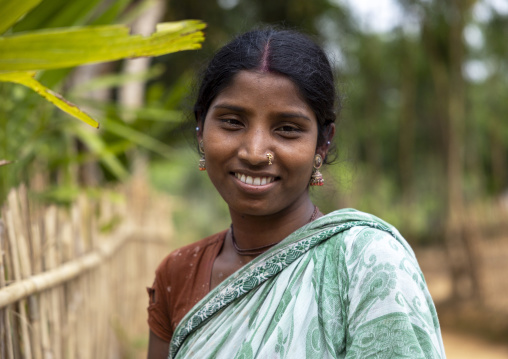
[[266, 153, 274, 165]]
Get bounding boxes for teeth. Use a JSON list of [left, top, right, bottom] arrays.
[[235, 173, 274, 186]]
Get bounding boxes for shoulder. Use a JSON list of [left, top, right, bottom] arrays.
[[318, 209, 423, 285], [155, 230, 227, 278], [344, 225, 415, 259], [321, 208, 417, 263], [338, 222, 430, 309], [337, 221, 420, 282], [319, 210, 444, 357]]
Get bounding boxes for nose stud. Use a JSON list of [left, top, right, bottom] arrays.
[[266, 153, 274, 165]]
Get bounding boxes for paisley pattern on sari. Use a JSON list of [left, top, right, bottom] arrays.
[[169, 209, 446, 359]]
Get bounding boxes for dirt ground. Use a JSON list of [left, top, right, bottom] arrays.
[[443, 330, 508, 359], [416, 239, 508, 359]]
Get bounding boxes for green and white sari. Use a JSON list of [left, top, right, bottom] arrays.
[[169, 209, 446, 359]]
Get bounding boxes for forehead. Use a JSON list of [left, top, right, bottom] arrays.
[[210, 70, 313, 115]]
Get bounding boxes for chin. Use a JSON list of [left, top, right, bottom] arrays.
[[227, 200, 279, 217]]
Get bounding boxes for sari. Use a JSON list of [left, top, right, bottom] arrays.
[[169, 209, 446, 359]]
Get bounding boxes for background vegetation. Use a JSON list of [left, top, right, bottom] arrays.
[[156, 0, 508, 251], [1, 0, 507, 321]]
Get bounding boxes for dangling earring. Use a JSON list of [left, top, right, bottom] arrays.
[[310, 154, 324, 186], [199, 140, 206, 171]]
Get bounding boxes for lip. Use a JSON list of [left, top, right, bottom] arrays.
[[230, 171, 279, 192], [234, 172, 276, 186]]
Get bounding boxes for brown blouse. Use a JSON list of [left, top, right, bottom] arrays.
[[147, 230, 227, 342]]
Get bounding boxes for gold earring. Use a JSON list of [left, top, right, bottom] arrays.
[[309, 154, 324, 186], [199, 141, 206, 171]]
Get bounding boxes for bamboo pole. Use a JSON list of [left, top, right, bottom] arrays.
[[59, 215, 70, 358], [43, 206, 61, 359], [82, 271, 92, 359], [4, 201, 33, 359], [8, 190, 34, 359], [29, 222, 43, 359], [0, 217, 15, 359], [3, 208, 20, 358], [65, 202, 78, 359], [39, 297, 51, 359], [0, 229, 131, 308], [18, 186, 44, 359], [35, 214, 51, 359], [0, 181, 173, 358]]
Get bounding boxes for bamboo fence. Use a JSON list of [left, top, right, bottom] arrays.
[[0, 179, 173, 359]]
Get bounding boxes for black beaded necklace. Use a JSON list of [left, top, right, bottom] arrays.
[[230, 206, 319, 256]]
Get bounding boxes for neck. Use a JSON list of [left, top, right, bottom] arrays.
[[228, 198, 319, 255]]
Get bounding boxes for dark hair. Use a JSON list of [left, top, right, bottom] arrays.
[[194, 27, 339, 161]]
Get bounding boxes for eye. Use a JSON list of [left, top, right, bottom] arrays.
[[276, 124, 302, 138], [220, 118, 243, 129], [279, 125, 299, 132]]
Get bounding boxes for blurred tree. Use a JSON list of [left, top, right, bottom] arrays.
[[155, 0, 352, 84], [147, 0, 507, 244], [2, 0, 506, 301]]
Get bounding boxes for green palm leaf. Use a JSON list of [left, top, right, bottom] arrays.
[[0, 0, 42, 35], [0, 71, 99, 128], [0, 19, 205, 127], [0, 20, 206, 71]]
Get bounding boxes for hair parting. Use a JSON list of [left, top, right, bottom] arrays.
[[259, 40, 271, 72], [193, 26, 340, 164]]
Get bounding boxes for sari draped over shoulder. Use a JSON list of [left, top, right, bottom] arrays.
[[169, 209, 446, 359]]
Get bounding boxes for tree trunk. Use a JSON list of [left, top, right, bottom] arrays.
[[421, 0, 483, 303], [444, 0, 483, 303], [398, 37, 416, 205], [118, 0, 166, 122]]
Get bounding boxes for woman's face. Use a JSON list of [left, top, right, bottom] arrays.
[[199, 70, 326, 217]]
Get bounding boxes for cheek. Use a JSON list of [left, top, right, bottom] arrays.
[[281, 149, 315, 177], [204, 133, 234, 153]]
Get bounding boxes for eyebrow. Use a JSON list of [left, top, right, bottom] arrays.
[[279, 112, 312, 122], [212, 104, 246, 113], [212, 103, 312, 122]]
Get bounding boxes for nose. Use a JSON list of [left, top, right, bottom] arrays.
[[238, 128, 271, 166]]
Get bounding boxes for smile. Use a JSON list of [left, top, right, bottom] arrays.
[[234, 173, 276, 186]]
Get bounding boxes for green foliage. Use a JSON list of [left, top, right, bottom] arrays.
[[0, 15, 205, 127], [2, 0, 507, 247], [0, 71, 99, 127], [0, 0, 205, 204], [0, 0, 42, 34], [0, 21, 206, 72]]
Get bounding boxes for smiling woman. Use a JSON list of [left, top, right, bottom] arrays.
[[201, 71, 321, 220], [146, 28, 446, 359]]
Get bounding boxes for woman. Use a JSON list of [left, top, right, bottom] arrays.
[[147, 28, 446, 359]]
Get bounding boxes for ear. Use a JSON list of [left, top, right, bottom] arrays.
[[196, 118, 204, 143], [316, 123, 335, 159]]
